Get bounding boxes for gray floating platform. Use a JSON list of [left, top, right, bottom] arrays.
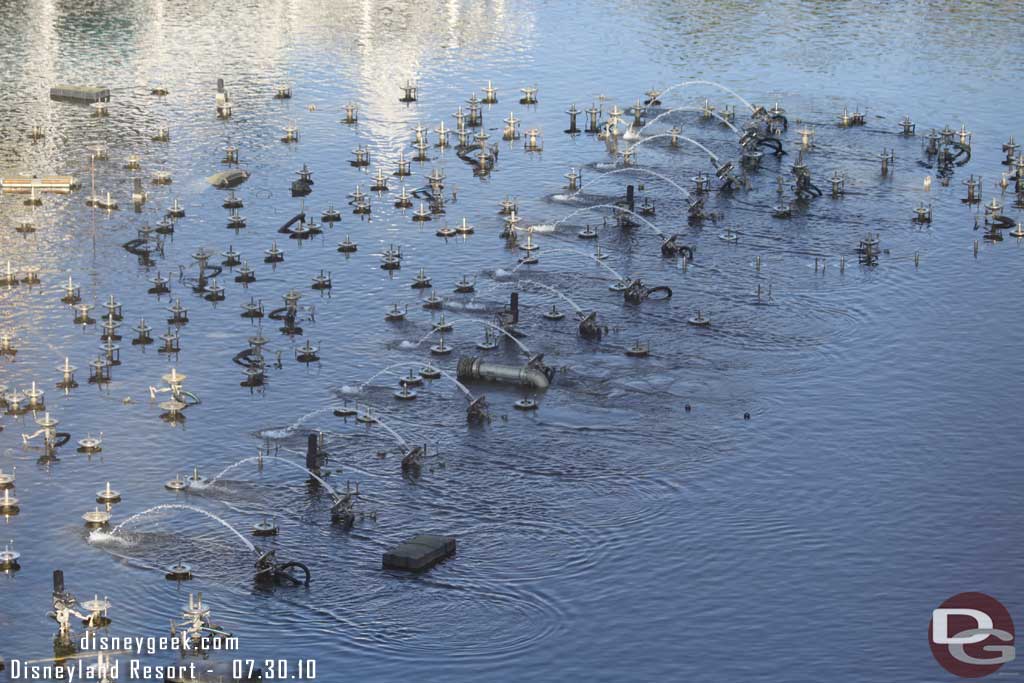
[[207, 169, 251, 188], [50, 85, 110, 102], [383, 534, 456, 572]]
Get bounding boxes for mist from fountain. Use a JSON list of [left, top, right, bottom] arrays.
[[640, 106, 741, 134], [561, 166, 691, 202], [95, 504, 256, 553], [656, 79, 756, 112], [409, 319, 533, 355]]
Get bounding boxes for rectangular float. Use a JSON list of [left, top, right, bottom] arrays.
[[49, 85, 110, 102], [382, 534, 456, 572], [1, 175, 78, 192]]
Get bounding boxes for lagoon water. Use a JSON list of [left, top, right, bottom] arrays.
[[1, 1, 1023, 680]]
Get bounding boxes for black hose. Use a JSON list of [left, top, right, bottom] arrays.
[[54, 432, 71, 447], [645, 286, 673, 300], [275, 562, 311, 586], [232, 348, 261, 367], [456, 147, 494, 170], [625, 284, 673, 304], [277, 212, 305, 233], [121, 238, 151, 255], [951, 142, 971, 166], [796, 182, 823, 199], [757, 138, 785, 156]]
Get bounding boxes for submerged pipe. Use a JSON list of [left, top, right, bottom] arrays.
[[457, 355, 552, 390]]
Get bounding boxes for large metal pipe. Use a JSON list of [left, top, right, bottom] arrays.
[[457, 355, 552, 390]]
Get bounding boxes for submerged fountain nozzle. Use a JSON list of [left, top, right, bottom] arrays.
[[165, 474, 188, 492], [342, 102, 358, 124], [166, 562, 192, 581], [880, 148, 895, 177], [82, 507, 111, 528], [565, 104, 580, 134], [913, 203, 933, 224], [295, 340, 320, 363], [0, 541, 20, 571], [899, 115, 915, 136], [96, 482, 121, 504], [577, 311, 605, 340], [399, 80, 418, 103], [0, 334, 16, 357], [0, 489, 19, 514], [582, 103, 600, 134], [252, 519, 279, 537]]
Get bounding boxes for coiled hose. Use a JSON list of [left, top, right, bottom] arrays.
[[274, 562, 311, 586], [121, 238, 151, 255], [951, 142, 971, 166], [757, 137, 785, 155]]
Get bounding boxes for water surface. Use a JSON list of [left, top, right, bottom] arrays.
[[1, 1, 1022, 681]]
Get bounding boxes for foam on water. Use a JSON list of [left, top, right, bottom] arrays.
[[88, 529, 132, 547], [258, 428, 293, 440], [444, 301, 488, 311]]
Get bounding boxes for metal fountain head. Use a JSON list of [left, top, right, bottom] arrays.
[[577, 311, 604, 340], [49, 570, 101, 636], [254, 547, 311, 586], [0, 539, 20, 571], [22, 411, 60, 449], [466, 395, 489, 424]]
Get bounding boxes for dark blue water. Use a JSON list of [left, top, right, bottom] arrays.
[[1, 1, 1023, 681]]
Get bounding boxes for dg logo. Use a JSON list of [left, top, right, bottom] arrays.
[[930, 592, 1015, 678]]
